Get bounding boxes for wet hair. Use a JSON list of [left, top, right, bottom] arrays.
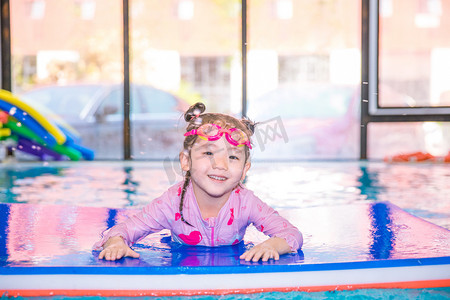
[[178, 102, 256, 226]]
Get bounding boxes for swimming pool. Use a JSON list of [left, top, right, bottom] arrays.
[[0, 160, 449, 299], [2, 160, 449, 230]]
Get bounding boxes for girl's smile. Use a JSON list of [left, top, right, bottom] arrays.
[[208, 175, 227, 181]]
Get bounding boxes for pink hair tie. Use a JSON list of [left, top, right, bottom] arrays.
[[190, 113, 200, 121]]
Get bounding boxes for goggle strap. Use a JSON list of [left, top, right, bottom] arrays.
[[184, 124, 252, 149]]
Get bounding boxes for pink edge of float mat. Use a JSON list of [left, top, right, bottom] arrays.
[[0, 201, 449, 297]]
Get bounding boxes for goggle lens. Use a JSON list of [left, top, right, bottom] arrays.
[[198, 124, 220, 137], [229, 129, 247, 144]]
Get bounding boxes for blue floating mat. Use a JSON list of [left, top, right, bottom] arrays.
[[0, 202, 449, 297]]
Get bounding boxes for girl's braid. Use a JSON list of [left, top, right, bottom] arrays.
[[179, 171, 193, 226]]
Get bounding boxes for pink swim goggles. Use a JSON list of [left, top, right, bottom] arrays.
[[184, 123, 252, 149]]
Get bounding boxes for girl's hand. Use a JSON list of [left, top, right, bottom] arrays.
[[239, 237, 291, 262], [98, 236, 140, 261]]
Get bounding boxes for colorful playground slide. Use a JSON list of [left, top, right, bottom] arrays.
[[0, 89, 94, 161]]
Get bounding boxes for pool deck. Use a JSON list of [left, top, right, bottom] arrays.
[[0, 201, 449, 296]]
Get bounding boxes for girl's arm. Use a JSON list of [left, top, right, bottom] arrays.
[[93, 193, 174, 258]]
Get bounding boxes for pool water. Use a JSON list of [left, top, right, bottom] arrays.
[[0, 160, 449, 299], [1, 160, 449, 229], [2, 288, 450, 299]]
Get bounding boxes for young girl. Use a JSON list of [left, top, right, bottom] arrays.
[[93, 103, 303, 262]]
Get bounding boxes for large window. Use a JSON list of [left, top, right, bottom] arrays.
[[379, 0, 450, 108], [369, 122, 450, 158], [10, 0, 124, 159], [129, 0, 241, 160], [247, 0, 361, 160]]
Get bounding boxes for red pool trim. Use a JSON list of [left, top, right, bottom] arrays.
[[2, 279, 449, 297]]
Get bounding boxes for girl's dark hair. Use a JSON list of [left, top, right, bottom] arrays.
[[179, 171, 193, 226], [179, 102, 256, 226]]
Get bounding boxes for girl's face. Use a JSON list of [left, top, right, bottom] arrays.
[[180, 135, 251, 202]]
